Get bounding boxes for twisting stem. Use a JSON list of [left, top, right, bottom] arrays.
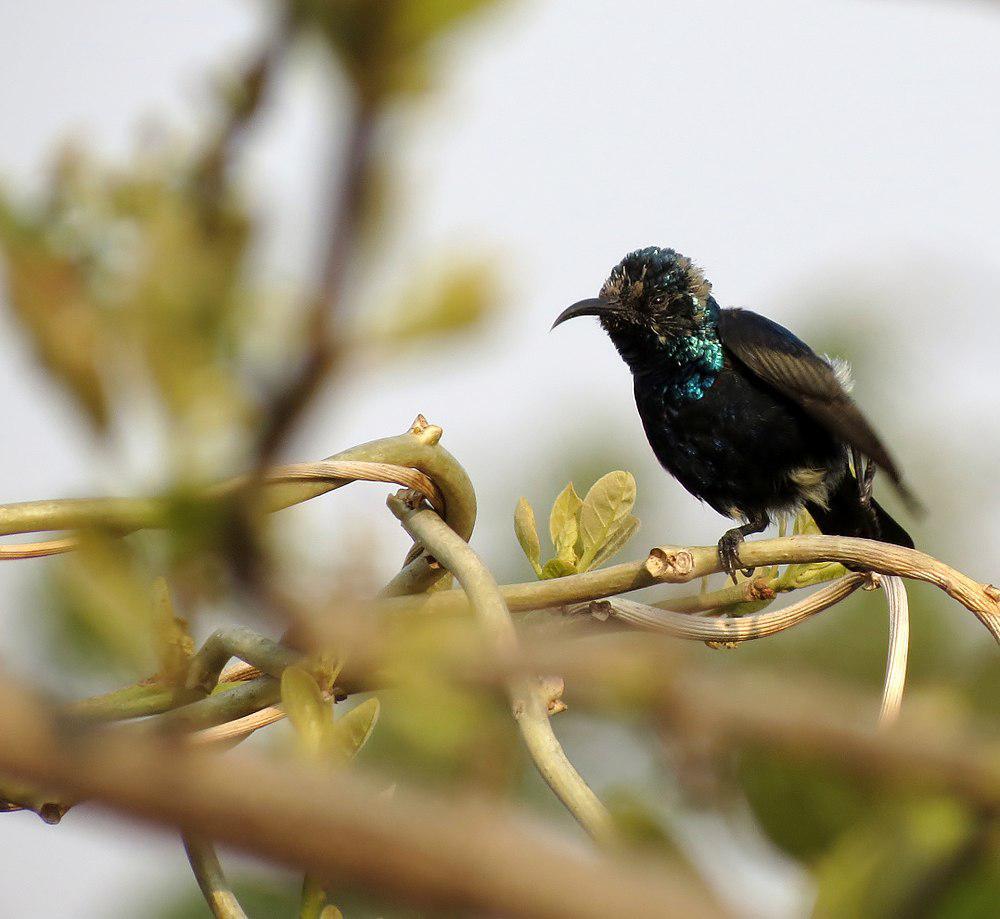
[[253, 104, 377, 466], [565, 574, 865, 642], [386, 490, 618, 845], [185, 627, 299, 696], [878, 574, 909, 727], [644, 536, 1000, 642], [155, 677, 281, 734], [182, 834, 249, 919]]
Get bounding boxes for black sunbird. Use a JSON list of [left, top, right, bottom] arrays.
[[553, 246, 917, 580]]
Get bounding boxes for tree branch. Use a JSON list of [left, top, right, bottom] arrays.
[[878, 574, 909, 727], [563, 574, 865, 642], [386, 490, 618, 845], [643, 538, 1000, 642], [182, 834, 249, 919], [0, 676, 723, 919]]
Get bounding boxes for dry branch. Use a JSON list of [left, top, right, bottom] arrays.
[[564, 574, 865, 641], [0, 677, 723, 919]]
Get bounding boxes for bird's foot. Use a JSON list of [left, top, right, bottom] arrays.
[[718, 528, 755, 584]]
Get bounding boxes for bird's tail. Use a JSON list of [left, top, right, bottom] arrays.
[[806, 472, 914, 549]]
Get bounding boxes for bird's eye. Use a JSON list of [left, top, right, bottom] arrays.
[[650, 294, 666, 306]]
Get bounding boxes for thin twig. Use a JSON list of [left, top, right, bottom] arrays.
[[565, 574, 865, 642], [253, 106, 378, 466], [182, 834, 249, 919], [386, 490, 618, 845], [878, 574, 909, 727], [192, 703, 288, 746], [154, 676, 281, 734], [185, 627, 299, 696]]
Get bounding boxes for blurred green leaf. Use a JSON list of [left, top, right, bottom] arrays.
[[329, 698, 381, 763], [281, 666, 331, 758], [0, 189, 110, 428], [392, 0, 502, 49], [605, 788, 682, 856], [549, 482, 583, 564], [56, 533, 159, 674], [151, 576, 194, 686], [578, 471, 636, 569], [738, 749, 876, 862], [363, 676, 517, 791], [307, 0, 503, 101], [813, 797, 978, 918], [368, 257, 497, 348], [513, 497, 542, 576]]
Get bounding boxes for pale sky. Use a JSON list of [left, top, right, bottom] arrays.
[[1, 1, 998, 916]]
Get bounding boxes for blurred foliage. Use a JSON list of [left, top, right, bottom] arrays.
[[363, 256, 499, 351], [281, 666, 381, 918], [298, 0, 504, 103], [514, 471, 639, 578], [0, 0, 997, 917]]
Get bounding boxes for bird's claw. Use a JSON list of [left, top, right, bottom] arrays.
[[718, 530, 755, 584]]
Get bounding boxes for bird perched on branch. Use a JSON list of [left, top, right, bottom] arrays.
[[552, 246, 917, 580]]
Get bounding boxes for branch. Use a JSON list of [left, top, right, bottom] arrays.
[[386, 490, 618, 846], [252, 99, 377, 466], [0, 416, 476, 596], [378, 534, 999, 644], [564, 574, 865, 642], [182, 834, 249, 919], [643, 537, 1000, 642], [0, 676, 722, 919], [878, 574, 909, 727]]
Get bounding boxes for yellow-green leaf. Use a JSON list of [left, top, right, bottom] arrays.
[[540, 557, 576, 579], [369, 257, 497, 347], [0, 201, 110, 429], [328, 697, 381, 763], [578, 471, 637, 568], [281, 667, 330, 757], [588, 513, 640, 569], [150, 577, 194, 686], [549, 482, 583, 562], [514, 497, 542, 576]]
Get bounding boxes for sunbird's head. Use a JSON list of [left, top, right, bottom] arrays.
[[552, 246, 716, 343]]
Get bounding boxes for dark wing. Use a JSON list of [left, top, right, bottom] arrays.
[[718, 307, 915, 502]]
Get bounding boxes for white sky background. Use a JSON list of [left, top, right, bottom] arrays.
[[0, 1, 998, 916]]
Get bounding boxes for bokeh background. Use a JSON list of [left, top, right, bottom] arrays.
[[0, 1, 997, 916]]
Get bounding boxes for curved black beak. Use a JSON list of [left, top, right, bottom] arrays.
[[550, 298, 613, 331]]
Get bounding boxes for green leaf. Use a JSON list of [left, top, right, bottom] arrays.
[[577, 471, 637, 568], [281, 667, 331, 757], [514, 497, 543, 577], [588, 514, 640, 569], [369, 257, 497, 347], [393, 0, 503, 51], [150, 577, 194, 686], [549, 482, 583, 563], [540, 557, 577, 579], [0, 194, 110, 429], [738, 749, 876, 861], [813, 797, 975, 918], [328, 698, 381, 763]]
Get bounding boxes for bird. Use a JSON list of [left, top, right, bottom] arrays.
[[552, 246, 917, 581]]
